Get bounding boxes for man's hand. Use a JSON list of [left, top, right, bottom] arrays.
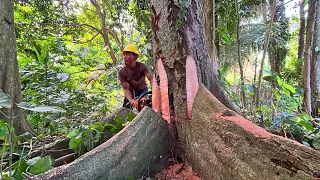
[[130, 99, 139, 109]]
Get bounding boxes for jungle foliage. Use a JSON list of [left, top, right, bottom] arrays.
[[0, 0, 319, 179]]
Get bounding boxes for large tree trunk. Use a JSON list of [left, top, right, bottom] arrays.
[[303, 0, 317, 115], [151, 0, 237, 120], [311, 0, 320, 116], [0, 0, 33, 135], [33, 107, 170, 180], [151, 0, 320, 179], [181, 85, 320, 179], [298, 0, 306, 59]]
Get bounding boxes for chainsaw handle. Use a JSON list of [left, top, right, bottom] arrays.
[[137, 91, 152, 111]]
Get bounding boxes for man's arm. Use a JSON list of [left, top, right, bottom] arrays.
[[121, 82, 134, 104], [146, 70, 153, 88]]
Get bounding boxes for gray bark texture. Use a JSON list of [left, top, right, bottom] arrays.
[[33, 107, 171, 180], [0, 0, 33, 135], [179, 85, 320, 180], [151, 0, 320, 179], [303, 0, 317, 115], [201, 0, 218, 73], [298, 0, 306, 59], [151, 0, 237, 121], [311, 0, 320, 114]]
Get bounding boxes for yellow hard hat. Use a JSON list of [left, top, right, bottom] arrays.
[[121, 44, 140, 58]]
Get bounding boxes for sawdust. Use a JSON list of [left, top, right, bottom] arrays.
[[154, 163, 201, 180]]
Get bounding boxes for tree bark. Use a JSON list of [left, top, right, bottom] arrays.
[[303, 0, 317, 115], [311, 0, 320, 116], [236, 0, 246, 108], [298, 0, 306, 59], [150, 0, 320, 179], [151, 0, 237, 122], [0, 0, 33, 135], [202, 0, 219, 73], [180, 85, 320, 179], [33, 107, 170, 180]]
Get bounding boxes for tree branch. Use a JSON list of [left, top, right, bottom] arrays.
[[63, 23, 102, 34], [106, 28, 122, 49], [78, 32, 100, 44], [13, 109, 28, 119], [90, 0, 118, 66], [254, 0, 277, 106], [0, 110, 9, 119]]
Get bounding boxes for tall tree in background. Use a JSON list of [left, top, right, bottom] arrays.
[[236, 0, 246, 108], [268, 0, 289, 74], [0, 0, 33, 135], [89, 0, 124, 66], [303, 0, 316, 115], [298, 0, 306, 59], [311, 0, 320, 115]]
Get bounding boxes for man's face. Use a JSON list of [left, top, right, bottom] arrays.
[[122, 51, 137, 67]]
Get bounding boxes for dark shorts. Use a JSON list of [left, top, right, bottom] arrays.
[[123, 87, 148, 109]]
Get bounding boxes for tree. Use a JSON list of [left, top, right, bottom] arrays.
[[151, 0, 237, 117], [89, 0, 122, 66], [235, 0, 246, 108], [268, 0, 289, 75], [311, 0, 320, 115], [303, 0, 317, 115], [0, 0, 33, 135], [150, 0, 320, 178], [255, 0, 277, 106], [298, 0, 306, 59]]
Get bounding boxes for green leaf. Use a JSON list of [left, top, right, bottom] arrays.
[[17, 102, 65, 113], [276, 76, 283, 86], [127, 112, 136, 121], [263, 75, 276, 83], [67, 129, 79, 138], [26, 156, 41, 166], [283, 89, 290, 97], [69, 135, 82, 150], [249, 91, 254, 96], [115, 116, 125, 126], [104, 123, 117, 131], [43, 52, 49, 65], [312, 136, 320, 149], [0, 120, 9, 140], [12, 160, 28, 180], [0, 145, 9, 152], [282, 84, 296, 93], [90, 122, 103, 132], [49, 123, 55, 133], [29, 156, 53, 175], [298, 121, 314, 131], [33, 46, 41, 63], [1, 173, 9, 180], [272, 89, 281, 101], [0, 90, 12, 108], [30, 114, 41, 126]]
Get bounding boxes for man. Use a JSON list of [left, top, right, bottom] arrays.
[[118, 44, 153, 109]]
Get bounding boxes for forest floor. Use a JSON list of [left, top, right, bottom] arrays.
[[154, 163, 201, 180]]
